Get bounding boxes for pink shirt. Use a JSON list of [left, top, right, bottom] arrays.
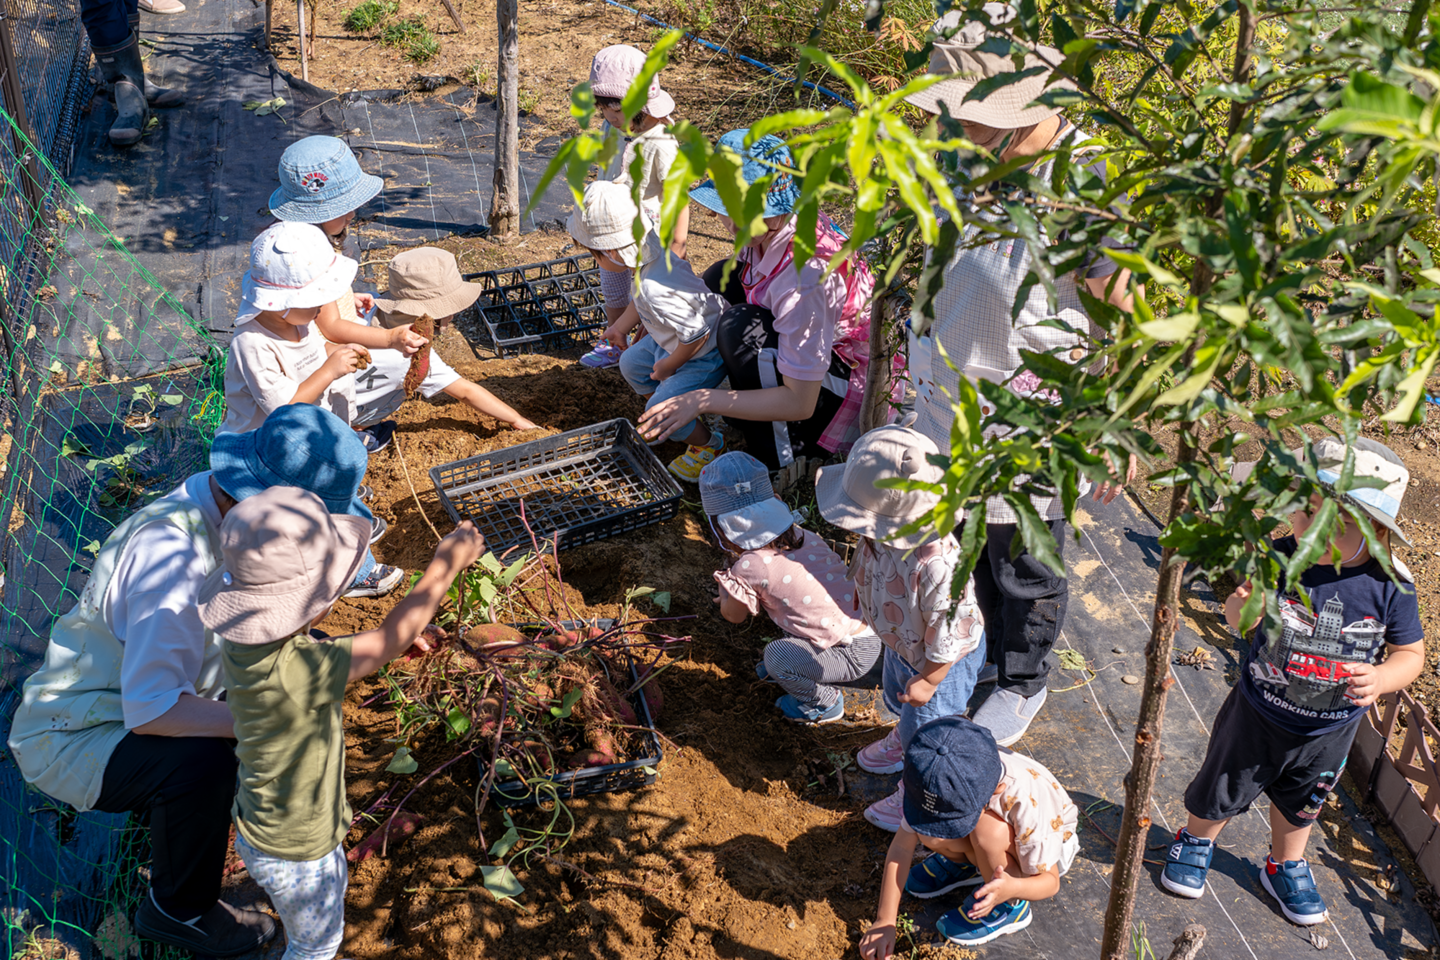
[[714, 529, 864, 648], [734, 218, 849, 382]]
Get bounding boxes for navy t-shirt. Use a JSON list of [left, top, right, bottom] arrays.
[[1239, 537, 1423, 736]]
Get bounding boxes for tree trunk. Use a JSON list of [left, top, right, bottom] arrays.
[[489, 0, 520, 236], [859, 296, 889, 433]]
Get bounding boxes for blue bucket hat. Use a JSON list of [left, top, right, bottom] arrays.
[[269, 136, 384, 223], [698, 452, 796, 551], [688, 129, 801, 219], [901, 717, 1004, 841], [210, 404, 373, 521]]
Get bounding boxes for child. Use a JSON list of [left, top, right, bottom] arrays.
[[351, 247, 538, 432], [1163, 437, 1423, 925], [581, 43, 689, 360], [816, 425, 987, 831], [860, 716, 1079, 954], [567, 180, 728, 482], [700, 451, 881, 724], [198, 486, 484, 960]]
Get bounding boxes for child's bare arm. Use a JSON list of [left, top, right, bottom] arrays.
[[603, 302, 641, 349], [1346, 639, 1425, 708], [861, 826, 918, 960], [967, 863, 1061, 918], [653, 334, 707, 381], [316, 307, 427, 356], [715, 584, 751, 624], [901, 653, 954, 707], [347, 523, 485, 681], [441, 379, 538, 429], [292, 346, 368, 404]]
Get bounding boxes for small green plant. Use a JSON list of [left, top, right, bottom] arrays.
[[381, 16, 436, 62], [465, 59, 491, 93], [517, 87, 541, 115], [342, 0, 397, 33], [405, 32, 440, 65], [1131, 921, 1158, 960], [894, 912, 921, 958]]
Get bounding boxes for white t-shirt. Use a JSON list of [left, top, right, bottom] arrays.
[[218, 318, 356, 434], [351, 347, 462, 427], [104, 472, 227, 729], [603, 122, 680, 207], [634, 240, 725, 358]]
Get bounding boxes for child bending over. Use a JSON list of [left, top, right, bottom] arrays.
[[700, 451, 880, 724], [198, 486, 483, 960], [1163, 437, 1423, 926]]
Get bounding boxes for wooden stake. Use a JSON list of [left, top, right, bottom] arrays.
[[295, 0, 308, 82], [438, 0, 466, 33], [488, 0, 520, 236]]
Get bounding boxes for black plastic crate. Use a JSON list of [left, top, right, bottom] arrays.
[[457, 254, 607, 356], [429, 418, 682, 556], [483, 626, 662, 808]]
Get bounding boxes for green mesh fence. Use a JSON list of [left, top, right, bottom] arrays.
[[0, 103, 225, 958]]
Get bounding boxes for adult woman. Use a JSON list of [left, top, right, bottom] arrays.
[[638, 130, 886, 470]]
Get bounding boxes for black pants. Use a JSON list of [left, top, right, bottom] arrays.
[[94, 733, 238, 919], [81, 0, 137, 48], [962, 519, 1069, 698], [702, 260, 847, 470]]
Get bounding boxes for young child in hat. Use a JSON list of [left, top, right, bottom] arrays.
[[815, 425, 987, 832], [568, 180, 728, 482], [350, 247, 537, 432], [198, 486, 484, 960], [860, 716, 1079, 955], [699, 451, 881, 724], [582, 42, 689, 358], [1162, 437, 1423, 926]]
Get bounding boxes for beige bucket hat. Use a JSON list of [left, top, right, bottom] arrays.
[[373, 247, 485, 326], [816, 425, 946, 548], [197, 486, 371, 645], [565, 180, 658, 269], [904, 6, 1076, 127]]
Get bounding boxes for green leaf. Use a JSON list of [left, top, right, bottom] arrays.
[[493, 757, 517, 779], [549, 687, 584, 719], [1138, 312, 1199, 342], [649, 591, 671, 614], [488, 825, 521, 858], [641, 765, 658, 776], [445, 706, 471, 740], [61, 436, 92, 459], [386, 746, 419, 775], [1104, 249, 1181, 287], [1010, 497, 1066, 579], [158, 393, 184, 406], [479, 865, 525, 901], [621, 31, 680, 126]]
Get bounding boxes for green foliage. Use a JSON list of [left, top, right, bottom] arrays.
[[380, 15, 438, 64], [343, 0, 397, 33]]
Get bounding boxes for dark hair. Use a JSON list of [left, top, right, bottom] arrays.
[[594, 95, 622, 109]]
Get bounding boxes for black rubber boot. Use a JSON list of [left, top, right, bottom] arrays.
[[93, 32, 151, 147], [128, 16, 185, 107]]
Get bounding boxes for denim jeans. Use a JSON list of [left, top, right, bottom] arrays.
[[881, 640, 987, 749], [82, 0, 138, 49], [617, 335, 727, 442]]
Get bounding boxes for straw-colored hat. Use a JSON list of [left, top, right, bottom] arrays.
[[815, 426, 946, 548], [373, 247, 484, 325]]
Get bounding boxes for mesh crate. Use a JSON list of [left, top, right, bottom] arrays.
[[430, 419, 682, 556], [484, 628, 663, 809], [458, 254, 608, 356]]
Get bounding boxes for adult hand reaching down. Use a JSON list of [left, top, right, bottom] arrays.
[[637, 378, 823, 444]]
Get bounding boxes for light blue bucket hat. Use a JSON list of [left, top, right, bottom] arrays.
[[269, 136, 384, 223], [688, 129, 801, 219]]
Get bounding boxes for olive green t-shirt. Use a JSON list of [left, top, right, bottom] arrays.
[[222, 633, 354, 861]]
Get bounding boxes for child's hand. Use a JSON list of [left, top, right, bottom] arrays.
[[858, 922, 895, 960], [1223, 579, 1253, 631], [1344, 663, 1380, 707], [602, 323, 629, 350], [968, 865, 1011, 919], [651, 359, 674, 382], [390, 323, 428, 356], [509, 416, 540, 431], [354, 292, 375, 314], [899, 673, 938, 707], [325, 345, 369, 378], [436, 521, 485, 570]]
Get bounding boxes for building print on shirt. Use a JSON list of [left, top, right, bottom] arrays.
[[1249, 593, 1385, 715]]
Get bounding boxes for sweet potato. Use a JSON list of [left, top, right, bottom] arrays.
[[402, 315, 435, 396], [347, 811, 423, 863], [635, 664, 663, 719], [567, 747, 616, 769], [593, 675, 638, 727], [544, 630, 581, 652], [469, 623, 528, 660]]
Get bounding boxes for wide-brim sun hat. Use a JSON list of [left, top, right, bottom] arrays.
[[239, 222, 358, 319], [197, 486, 371, 645], [589, 44, 676, 118], [210, 403, 374, 522], [566, 180, 658, 269], [269, 135, 384, 223], [815, 424, 945, 548], [688, 129, 801, 219], [373, 247, 485, 322], [903, 6, 1076, 128]]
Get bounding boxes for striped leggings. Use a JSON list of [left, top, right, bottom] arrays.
[[762, 630, 883, 709]]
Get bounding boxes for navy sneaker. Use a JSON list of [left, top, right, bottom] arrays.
[[1260, 857, 1329, 925], [906, 853, 982, 899], [775, 694, 843, 725], [755, 660, 771, 681], [1161, 829, 1214, 899], [359, 419, 397, 454], [936, 895, 1031, 945]]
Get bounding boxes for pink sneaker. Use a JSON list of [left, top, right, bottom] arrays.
[[857, 727, 904, 774], [864, 783, 905, 833]]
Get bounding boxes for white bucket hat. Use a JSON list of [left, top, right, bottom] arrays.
[[566, 180, 658, 269], [815, 426, 946, 548], [239, 222, 358, 324]]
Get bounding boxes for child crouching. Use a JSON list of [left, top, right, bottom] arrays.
[[700, 451, 881, 724], [198, 487, 483, 959], [861, 717, 1078, 955]]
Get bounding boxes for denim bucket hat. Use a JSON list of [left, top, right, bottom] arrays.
[[688, 129, 801, 219], [210, 403, 373, 521], [901, 716, 1004, 840], [269, 136, 384, 223]]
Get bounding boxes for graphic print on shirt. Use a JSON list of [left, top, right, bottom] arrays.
[[1248, 593, 1386, 715]]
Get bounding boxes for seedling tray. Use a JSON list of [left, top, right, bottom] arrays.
[[459, 254, 607, 356], [484, 626, 662, 808], [429, 418, 682, 556]]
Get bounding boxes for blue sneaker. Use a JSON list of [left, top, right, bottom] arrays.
[[906, 854, 982, 899], [755, 660, 770, 681], [775, 694, 843, 725], [1161, 829, 1214, 899], [1260, 857, 1329, 925], [936, 895, 1031, 945]]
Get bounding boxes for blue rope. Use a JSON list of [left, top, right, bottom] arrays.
[[595, 0, 858, 110]]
